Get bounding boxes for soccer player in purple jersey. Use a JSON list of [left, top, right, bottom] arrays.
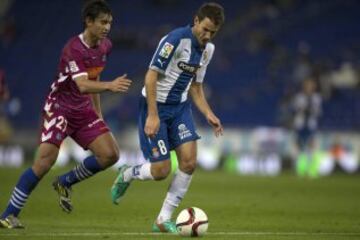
[[0, 0, 131, 228]]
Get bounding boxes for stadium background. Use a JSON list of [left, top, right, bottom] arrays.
[[0, 0, 360, 239]]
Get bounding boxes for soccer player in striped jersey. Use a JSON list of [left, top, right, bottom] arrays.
[[0, 0, 131, 228], [111, 2, 224, 233]]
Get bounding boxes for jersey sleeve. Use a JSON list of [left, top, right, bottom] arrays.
[[64, 46, 88, 80], [195, 43, 215, 83], [149, 33, 180, 73]]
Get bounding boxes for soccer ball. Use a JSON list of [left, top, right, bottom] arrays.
[[176, 207, 209, 237]]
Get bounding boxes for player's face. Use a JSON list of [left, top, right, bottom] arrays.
[[193, 17, 220, 46], [304, 80, 316, 94], [86, 13, 113, 40]]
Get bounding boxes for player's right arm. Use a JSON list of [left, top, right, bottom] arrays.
[[65, 43, 131, 94], [143, 31, 179, 138], [74, 74, 131, 94], [144, 69, 160, 138]]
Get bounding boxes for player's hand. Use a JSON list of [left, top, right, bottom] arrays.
[[206, 113, 223, 137], [145, 114, 160, 138], [108, 74, 132, 92]]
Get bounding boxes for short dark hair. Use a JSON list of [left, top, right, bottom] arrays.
[[82, 0, 112, 26], [196, 2, 225, 26]]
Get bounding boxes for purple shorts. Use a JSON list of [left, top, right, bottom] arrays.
[[39, 100, 109, 149]]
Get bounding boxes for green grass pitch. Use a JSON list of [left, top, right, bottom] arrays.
[[0, 166, 360, 239]]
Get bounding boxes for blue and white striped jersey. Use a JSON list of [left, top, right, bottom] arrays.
[[142, 25, 215, 104]]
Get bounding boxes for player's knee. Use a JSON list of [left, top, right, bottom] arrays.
[[99, 149, 119, 167], [33, 155, 56, 177], [32, 162, 52, 177], [108, 150, 120, 164], [179, 160, 196, 174], [151, 161, 171, 180], [153, 168, 171, 180]]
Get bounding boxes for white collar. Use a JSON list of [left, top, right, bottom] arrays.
[[79, 33, 91, 49]]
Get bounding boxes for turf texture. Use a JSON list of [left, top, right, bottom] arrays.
[[0, 166, 359, 239]]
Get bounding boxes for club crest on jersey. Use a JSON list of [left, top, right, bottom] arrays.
[[152, 147, 160, 158], [159, 42, 174, 59], [177, 61, 199, 74], [178, 124, 192, 140], [56, 133, 62, 141], [69, 61, 79, 73]]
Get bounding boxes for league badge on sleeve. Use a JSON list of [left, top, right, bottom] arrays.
[[159, 42, 174, 59], [200, 50, 208, 66], [69, 61, 80, 73]]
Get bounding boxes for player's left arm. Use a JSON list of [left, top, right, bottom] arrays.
[[190, 82, 223, 137], [91, 76, 103, 119]]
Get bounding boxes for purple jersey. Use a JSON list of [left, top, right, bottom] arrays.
[[46, 34, 112, 111], [39, 34, 112, 149]]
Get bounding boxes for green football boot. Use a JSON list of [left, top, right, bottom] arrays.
[[111, 165, 131, 204], [152, 220, 178, 233]]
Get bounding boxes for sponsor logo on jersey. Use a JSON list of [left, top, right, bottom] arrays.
[[88, 118, 102, 128], [157, 59, 165, 67], [69, 61, 80, 73], [177, 61, 199, 74], [178, 124, 192, 140], [159, 42, 174, 59]]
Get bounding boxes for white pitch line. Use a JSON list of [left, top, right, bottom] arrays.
[[1, 232, 360, 237], [211, 232, 360, 236]]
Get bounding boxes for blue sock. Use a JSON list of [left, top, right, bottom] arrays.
[[1, 168, 39, 218], [58, 155, 103, 187]]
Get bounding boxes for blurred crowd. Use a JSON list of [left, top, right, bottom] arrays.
[[0, 0, 359, 173]]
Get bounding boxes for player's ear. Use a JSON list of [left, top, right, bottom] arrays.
[[194, 16, 200, 26], [85, 17, 93, 28]]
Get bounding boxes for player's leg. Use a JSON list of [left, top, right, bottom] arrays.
[[122, 159, 171, 181], [296, 128, 313, 177], [153, 101, 200, 232], [52, 108, 118, 212], [1, 100, 65, 228], [111, 148, 176, 233], [305, 131, 319, 178], [156, 141, 196, 224], [0, 143, 59, 228], [110, 130, 172, 204], [57, 131, 119, 187], [54, 131, 118, 213], [111, 98, 173, 204], [111, 159, 172, 200]]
